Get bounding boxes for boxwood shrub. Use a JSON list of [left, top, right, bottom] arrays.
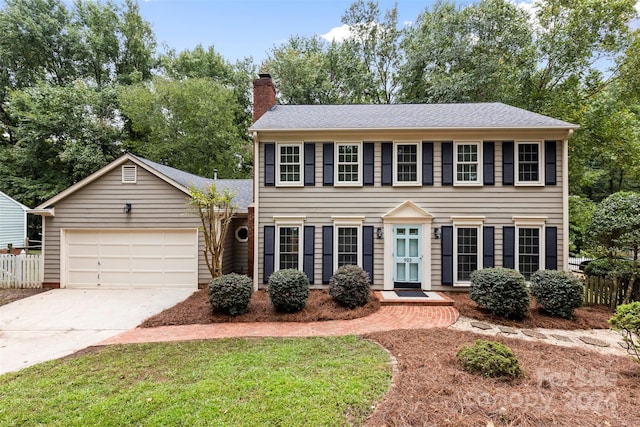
[[584, 258, 634, 281], [469, 268, 530, 319], [457, 340, 523, 379], [267, 269, 310, 313], [329, 265, 371, 308], [530, 270, 583, 319], [208, 273, 253, 316]]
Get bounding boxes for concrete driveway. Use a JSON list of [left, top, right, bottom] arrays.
[[0, 288, 194, 375]]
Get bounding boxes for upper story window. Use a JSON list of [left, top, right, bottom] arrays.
[[454, 142, 481, 185], [516, 142, 542, 185], [277, 144, 302, 186], [336, 143, 362, 186], [394, 142, 421, 185]]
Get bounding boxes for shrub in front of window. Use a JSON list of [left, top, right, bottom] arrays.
[[530, 270, 583, 319], [457, 340, 523, 379], [609, 302, 640, 364], [469, 268, 530, 319], [329, 265, 371, 308], [208, 273, 253, 316], [267, 269, 310, 313]]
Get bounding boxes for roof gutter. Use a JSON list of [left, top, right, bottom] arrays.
[[250, 125, 580, 133]]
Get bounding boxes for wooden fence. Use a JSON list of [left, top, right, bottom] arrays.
[[0, 254, 43, 288], [583, 275, 639, 311]]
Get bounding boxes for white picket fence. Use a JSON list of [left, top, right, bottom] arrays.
[[0, 253, 43, 288]]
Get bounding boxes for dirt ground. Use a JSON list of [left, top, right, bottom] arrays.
[[364, 328, 640, 427], [140, 288, 381, 327], [0, 288, 48, 306]]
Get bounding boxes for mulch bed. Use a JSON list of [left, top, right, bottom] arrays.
[[444, 291, 612, 330], [0, 288, 48, 306], [364, 328, 640, 427], [140, 289, 381, 328]]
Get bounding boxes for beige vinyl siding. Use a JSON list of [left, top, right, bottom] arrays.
[[231, 217, 249, 275], [43, 161, 212, 286], [257, 136, 565, 290]]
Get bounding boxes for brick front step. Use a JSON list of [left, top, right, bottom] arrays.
[[375, 291, 455, 306]]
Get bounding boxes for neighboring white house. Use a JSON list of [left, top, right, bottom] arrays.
[[0, 191, 29, 250]]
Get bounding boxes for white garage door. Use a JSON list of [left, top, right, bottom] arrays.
[[63, 229, 198, 289]]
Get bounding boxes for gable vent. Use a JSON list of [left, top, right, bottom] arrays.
[[122, 165, 137, 183]]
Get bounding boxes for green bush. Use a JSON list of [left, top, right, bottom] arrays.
[[530, 270, 583, 319], [456, 340, 523, 379], [469, 268, 530, 319], [329, 265, 371, 308], [208, 273, 253, 316], [584, 258, 634, 281], [609, 302, 640, 364], [267, 269, 310, 313]]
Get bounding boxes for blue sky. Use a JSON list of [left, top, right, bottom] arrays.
[[138, 0, 443, 65]]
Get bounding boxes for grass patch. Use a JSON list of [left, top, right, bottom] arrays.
[[0, 336, 391, 426]]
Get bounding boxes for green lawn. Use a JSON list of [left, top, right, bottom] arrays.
[[0, 336, 391, 426]]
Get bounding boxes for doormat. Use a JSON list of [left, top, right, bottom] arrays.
[[395, 290, 428, 298]]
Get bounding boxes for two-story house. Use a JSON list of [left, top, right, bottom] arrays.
[[249, 74, 578, 292]]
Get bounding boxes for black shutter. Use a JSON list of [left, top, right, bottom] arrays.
[[441, 226, 454, 285], [483, 142, 495, 185], [304, 143, 315, 186], [422, 142, 434, 186], [502, 141, 514, 185], [483, 226, 495, 268], [363, 143, 374, 186], [545, 141, 557, 185], [264, 143, 275, 186], [322, 226, 333, 284], [545, 226, 558, 270], [503, 226, 515, 269], [323, 143, 334, 186], [303, 226, 315, 283], [442, 142, 453, 186], [362, 225, 374, 284], [381, 142, 393, 186], [264, 225, 275, 283]]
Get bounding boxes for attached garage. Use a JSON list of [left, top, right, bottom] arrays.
[[62, 229, 198, 289]]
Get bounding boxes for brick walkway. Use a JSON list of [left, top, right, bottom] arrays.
[[100, 306, 459, 346]]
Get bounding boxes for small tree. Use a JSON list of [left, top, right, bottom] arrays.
[[590, 191, 640, 304], [188, 183, 236, 279], [609, 302, 640, 364]]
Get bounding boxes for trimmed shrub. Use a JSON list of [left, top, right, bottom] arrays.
[[609, 302, 640, 364], [584, 258, 634, 281], [469, 268, 530, 319], [208, 273, 253, 316], [267, 269, 310, 313], [329, 265, 371, 308], [530, 270, 583, 319], [457, 340, 523, 379]]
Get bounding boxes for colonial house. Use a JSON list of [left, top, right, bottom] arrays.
[[249, 74, 578, 291]]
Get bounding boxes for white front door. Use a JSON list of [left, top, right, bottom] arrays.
[[393, 225, 422, 288]]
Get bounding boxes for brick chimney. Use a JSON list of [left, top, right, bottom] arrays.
[[252, 73, 276, 123]]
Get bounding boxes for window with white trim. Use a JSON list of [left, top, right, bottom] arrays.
[[332, 216, 364, 271], [452, 216, 484, 285], [336, 143, 362, 185], [454, 142, 481, 185], [394, 142, 421, 185], [276, 144, 302, 186], [516, 142, 542, 185], [274, 217, 305, 271], [513, 216, 546, 280]]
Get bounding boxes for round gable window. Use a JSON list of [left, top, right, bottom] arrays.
[[235, 226, 249, 242]]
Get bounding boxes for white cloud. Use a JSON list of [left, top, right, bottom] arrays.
[[636, 0, 640, 15], [321, 24, 353, 42]]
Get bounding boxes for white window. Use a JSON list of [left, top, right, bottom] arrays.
[[274, 217, 305, 271], [122, 165, 137, 183], [513, 216, 547, 280], [332, 216, 364, 271], [454, 141, 481, 185], [393, 142, 421, 185], [276, 144, 302, 186], [516, 141, 543, 186], [452, 216, 485, 285], [336, 142, 362, 186]]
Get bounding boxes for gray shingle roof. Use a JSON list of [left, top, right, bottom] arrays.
[[133, 155, 252, 213], [250, 102, 578, 131]]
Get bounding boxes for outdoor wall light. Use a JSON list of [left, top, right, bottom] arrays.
[[123, 203, 132, 214], [434, 227, 441, 240], [376, 227, 383, 239]]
